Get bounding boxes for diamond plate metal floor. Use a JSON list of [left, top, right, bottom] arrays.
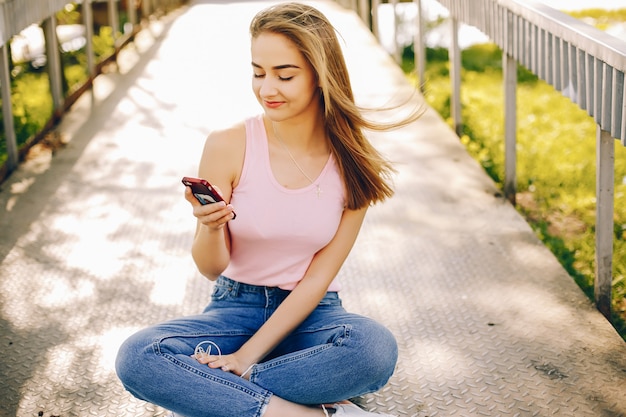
[[0, 1, 625, 416]]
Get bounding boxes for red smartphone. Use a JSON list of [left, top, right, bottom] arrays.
[[182, 176, 236, 219]]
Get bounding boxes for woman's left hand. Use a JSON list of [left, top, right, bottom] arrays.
[[193, 351, 252, 378]]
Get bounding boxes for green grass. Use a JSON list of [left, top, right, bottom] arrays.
[[568, 8, 626, 30], [0, 71, 55, 166], [0, 22, 117, 166], [404, 38, 626, 341]]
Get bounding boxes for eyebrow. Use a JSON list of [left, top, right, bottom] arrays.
[[251, 62, 301, 70]]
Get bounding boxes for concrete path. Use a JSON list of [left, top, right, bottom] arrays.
[[0, 1, 625, 416]]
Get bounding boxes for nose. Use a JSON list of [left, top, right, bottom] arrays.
[[258, 77, 278, 97]]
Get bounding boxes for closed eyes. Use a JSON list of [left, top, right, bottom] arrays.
[[253, 73, 294, 81]]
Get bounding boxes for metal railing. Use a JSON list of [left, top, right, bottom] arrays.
[[342, 0, 626, 321], [0, 0, 70, 45], [0, 0, 182, 180]]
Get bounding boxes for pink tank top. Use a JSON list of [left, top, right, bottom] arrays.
[[222, 115, 346, 291]]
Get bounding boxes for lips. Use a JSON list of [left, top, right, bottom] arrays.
[[264, 100, 284, 109]]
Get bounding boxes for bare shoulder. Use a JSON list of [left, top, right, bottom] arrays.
[[199, 121, 247, 189], [203, 121, 246, 155]]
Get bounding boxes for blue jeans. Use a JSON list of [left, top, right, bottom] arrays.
[[115, 277, 398, 417]]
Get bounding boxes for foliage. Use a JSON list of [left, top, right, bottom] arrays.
[[94, 26, 117, 60], [0, 72, 54, 166], [56, 2, 82, 25], [0, 18, 117, 161], [404, 39, 626, 340], [12, 73, 54, 140], [568, 8, 626, 30], [60, 26, 116, 94]]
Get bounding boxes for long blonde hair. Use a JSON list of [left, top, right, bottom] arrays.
[[250, 2, 422, 210]]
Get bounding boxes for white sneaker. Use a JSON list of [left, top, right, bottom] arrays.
[[332, 402, 397, 417]]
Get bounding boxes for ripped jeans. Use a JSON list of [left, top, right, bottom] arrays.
[[115, 276, 398, 417]]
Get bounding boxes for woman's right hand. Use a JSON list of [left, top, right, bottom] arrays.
[[184, 186, 235, 230]]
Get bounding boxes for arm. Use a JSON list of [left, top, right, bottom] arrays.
[[187, 125, 245, 280], [199, 206, 368, 374]]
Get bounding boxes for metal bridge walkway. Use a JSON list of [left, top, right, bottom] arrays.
[[0, 1, 624, 416]]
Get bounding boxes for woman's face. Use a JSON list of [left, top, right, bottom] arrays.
[[251, 32, 320, 122]]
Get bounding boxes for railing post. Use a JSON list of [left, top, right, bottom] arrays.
[[42, 16, 64, 115], [350, 0, 358, 12], [0, 43, 18, 173], [595, 126, 614, 321], [503, 53, 517, 205], [142, 0, 152, 21], [358, 0, 371, 30], [390, 0, 401, 64], [449, 17, 462, 136], [371, 0, 380, 42], [413, 0, 425, 92], [83, 0, 96, 80], [127, 0, 137, 30], [503, 10, 517, 205], [108, 0, 120, 42]]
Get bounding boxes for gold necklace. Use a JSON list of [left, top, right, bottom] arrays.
[[272, 123, 322, 198]]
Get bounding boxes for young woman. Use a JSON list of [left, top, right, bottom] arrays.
[[116, 3, 421, 416]]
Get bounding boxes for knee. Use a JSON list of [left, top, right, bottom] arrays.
[[373, 325, 399, 375], [355, 322, 398, 382], [115, 329, 154, 392]]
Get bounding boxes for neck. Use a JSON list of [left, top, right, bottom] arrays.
[[267, 116, 325, 150]]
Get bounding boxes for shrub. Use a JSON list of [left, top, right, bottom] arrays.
[[404, 42, 626, 340]]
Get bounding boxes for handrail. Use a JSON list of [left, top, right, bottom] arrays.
[[0, 0, 70, 45], [0, 0, 177, 180], [436, 0, 626, 144], [342, 0, 626, 323], [434, 0, 625, 322]]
